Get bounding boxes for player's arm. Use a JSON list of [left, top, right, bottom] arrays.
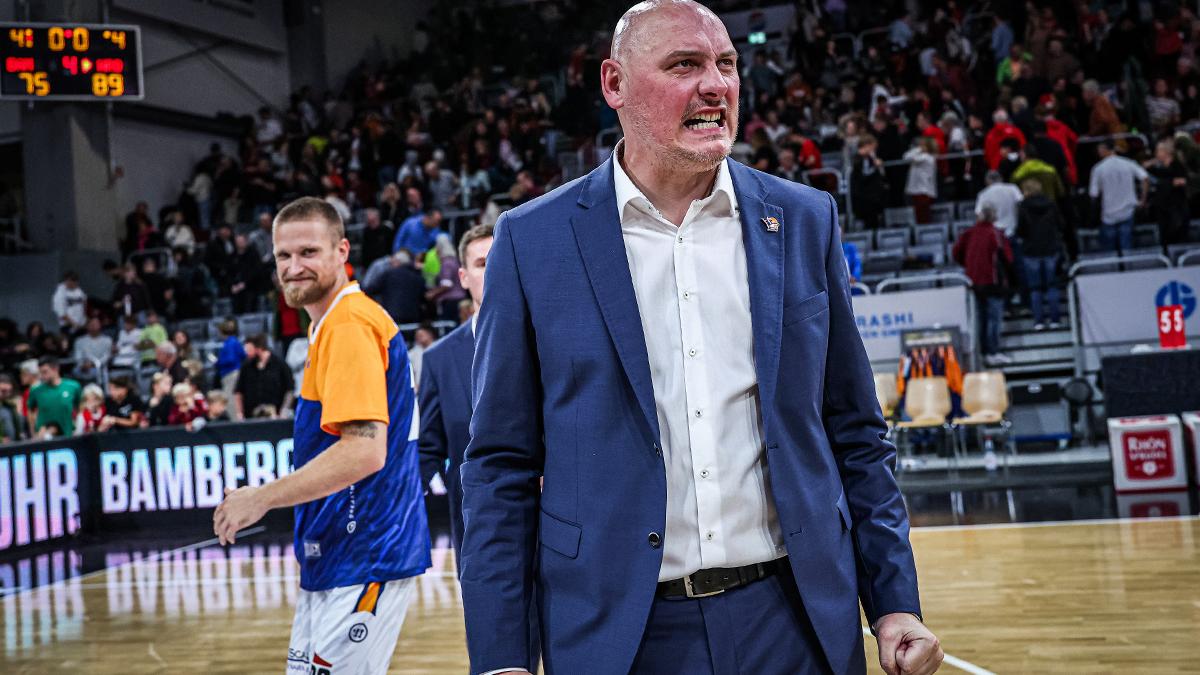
[[213, 419, 385, 545]]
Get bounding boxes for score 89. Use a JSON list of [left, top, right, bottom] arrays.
[[91, 73, 124, 96]]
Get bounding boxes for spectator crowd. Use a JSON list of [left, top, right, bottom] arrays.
[[7, 0, 1200, 438]]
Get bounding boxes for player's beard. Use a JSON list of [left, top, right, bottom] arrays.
[[282, 274, 334, 308]]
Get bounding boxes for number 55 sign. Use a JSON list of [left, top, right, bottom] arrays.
[[1158, 304, 1186, 348]]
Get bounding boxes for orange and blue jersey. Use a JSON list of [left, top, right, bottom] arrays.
[[292, 282, 431, 591]]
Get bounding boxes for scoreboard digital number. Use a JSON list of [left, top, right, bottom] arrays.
[[0, 22, 142, 101]]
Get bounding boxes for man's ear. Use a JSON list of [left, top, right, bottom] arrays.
[[601, 59, 626, 111]]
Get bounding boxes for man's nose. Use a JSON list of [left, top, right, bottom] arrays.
[[697, 63, 730, 100]]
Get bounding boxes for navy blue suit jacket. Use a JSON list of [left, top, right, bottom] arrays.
[[461, 157, 921, 674], [417, 321, 474, 565]]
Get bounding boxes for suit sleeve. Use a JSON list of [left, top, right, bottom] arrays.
[[458, 213, 544, 673], [820, 192, 922, 625], [417, 352, 448, 487]]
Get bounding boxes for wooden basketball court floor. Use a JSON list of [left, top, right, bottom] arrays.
[[2, 515, 1198, 673]]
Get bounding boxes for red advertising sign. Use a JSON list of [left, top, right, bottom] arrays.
[[1123, 429, 1175, 480], [1158, 304, 1186, 349]]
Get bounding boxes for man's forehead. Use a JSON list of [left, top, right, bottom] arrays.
[[615, 1, 730, 60], [274, 219, 333, 243], [466, 236, 493, 258]]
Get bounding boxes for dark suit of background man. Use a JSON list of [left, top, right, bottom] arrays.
[[418, 224, 494, 568], [459, 2, 944, 675]]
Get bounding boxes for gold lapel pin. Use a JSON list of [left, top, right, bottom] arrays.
[[762, 216, 780, 232]]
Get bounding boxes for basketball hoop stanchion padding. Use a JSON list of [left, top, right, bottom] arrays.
[[1157, 304, 1187, 349], [1183, 412, 1200, 487], [1107, 416, 1188, 493]]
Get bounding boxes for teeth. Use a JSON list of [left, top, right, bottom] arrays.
[[698, 112, 721, 121], [690, 121, 719, 130]]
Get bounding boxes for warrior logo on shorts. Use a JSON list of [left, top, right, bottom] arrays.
[[348, 622, 368, 643]]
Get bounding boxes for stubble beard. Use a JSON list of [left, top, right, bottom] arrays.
[[282, 276, 333, 308], [625, 98, 736, 173]]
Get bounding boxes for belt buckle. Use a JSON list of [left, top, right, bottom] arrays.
[[684, 574, 724, 598]]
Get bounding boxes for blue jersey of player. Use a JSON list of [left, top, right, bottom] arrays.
[[291, 282, 431, 590]]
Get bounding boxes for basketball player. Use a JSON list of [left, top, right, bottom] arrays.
[[214, 197, 431, 674]]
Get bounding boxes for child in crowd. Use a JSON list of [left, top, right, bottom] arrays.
[[74, 384, 106, 435], [206, 390, 232, 423]]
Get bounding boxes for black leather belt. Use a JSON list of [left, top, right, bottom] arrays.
[[657, 557, 787, 599]]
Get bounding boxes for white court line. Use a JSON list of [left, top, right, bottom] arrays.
[[861, 627, 995, 675], [0, 525, 266, 598], [913, 514, 1200, 533], [71, 569, 461, 591]]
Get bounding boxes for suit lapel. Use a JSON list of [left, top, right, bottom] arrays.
[[450, 326, 475, 412], [570, 159, 661, 443], [729, 162, 784, 407]]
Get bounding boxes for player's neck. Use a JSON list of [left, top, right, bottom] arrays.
[[304, 275, 351, 327]]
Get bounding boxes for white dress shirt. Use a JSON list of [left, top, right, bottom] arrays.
[[613, 146, 786, 582]]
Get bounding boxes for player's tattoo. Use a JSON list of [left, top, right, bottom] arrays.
[[341, 420, 379, 439]]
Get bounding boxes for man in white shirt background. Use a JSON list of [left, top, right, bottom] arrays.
[[975, 170, 1023, 238], [51, 270, 88, 337], [1089, 141, 1150, 252]]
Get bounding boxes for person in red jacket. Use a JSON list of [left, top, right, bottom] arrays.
[[984, 109, 1027, 170], [952, 204, 1015, 364], [1039, 100, 1079, 185]]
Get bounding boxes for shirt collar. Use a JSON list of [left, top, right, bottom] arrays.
[[308, 281, 361, 343], [611, 140, 739, 223]]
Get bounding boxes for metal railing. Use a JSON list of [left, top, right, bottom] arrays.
[[1067, 253, 1171, 277], [875, 271, 971, 294]]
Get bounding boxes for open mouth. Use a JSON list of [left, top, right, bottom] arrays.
[[683, 110, 726, 131]]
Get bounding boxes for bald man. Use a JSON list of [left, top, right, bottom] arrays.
[[460, 3, 941, 674]]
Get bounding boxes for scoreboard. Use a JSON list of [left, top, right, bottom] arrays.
[[0, 22, 143, 100]]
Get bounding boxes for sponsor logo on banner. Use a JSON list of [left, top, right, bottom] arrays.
[[854, 311, 916, 341], [99, 439, 293, 514], [1156, 281, 1196, 319], [0, 448, 80, 551], [1123, 430, 1174, 480]]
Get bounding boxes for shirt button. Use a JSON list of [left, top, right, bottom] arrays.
[[683, 291, 690, 300], [706, 531, 714, 541], [648, 532, 662, 548], [700, 468, 710, 479], [688, 348, 697, 357], [694, 410, 703, 418], [677, 235, 684, 243]]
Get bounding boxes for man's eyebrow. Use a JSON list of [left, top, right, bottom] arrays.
[[662, 49, 738, 62]]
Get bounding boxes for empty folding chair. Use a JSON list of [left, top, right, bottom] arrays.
[[874, 373, 900, 420], [1133, 224, 1161, 249], [884, 207, 916, 228], [952, 371, 1013, 463], [914, 224, 949, 247], [1075, 228, 1102, 254], [929, 203, 955, 224], [843, 232, 873, 252], [894, 377, 955, 461], [876, 229, 910, 251]]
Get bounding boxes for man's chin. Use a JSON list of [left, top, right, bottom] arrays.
[[283, 284, 322, 308], [673, 138, 732, 169]]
